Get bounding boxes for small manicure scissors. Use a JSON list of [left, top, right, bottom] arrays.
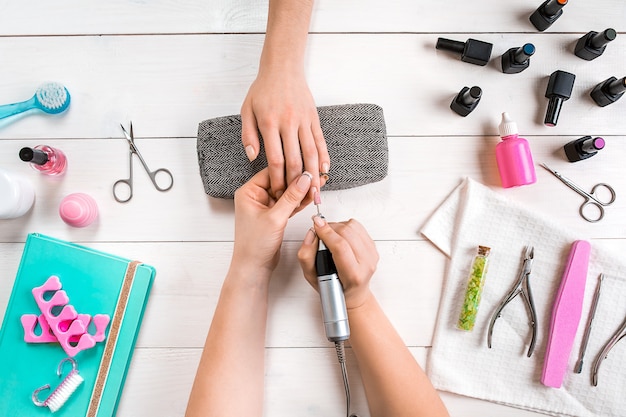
[[540, 163, 616, 223], [113, 122, 174, 203], [488, 246, 538, 357]]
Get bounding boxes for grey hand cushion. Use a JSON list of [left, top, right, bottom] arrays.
[[197, 103, 388, 198]]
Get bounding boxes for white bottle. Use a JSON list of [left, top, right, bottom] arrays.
[[0, 168, 35, 219]]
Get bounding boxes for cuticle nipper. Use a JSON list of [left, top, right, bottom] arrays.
[[488, 245, 538, 357]]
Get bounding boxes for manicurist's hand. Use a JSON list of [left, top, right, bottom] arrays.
[[297, 216, 379, 310], [232, 168, 313, 276]]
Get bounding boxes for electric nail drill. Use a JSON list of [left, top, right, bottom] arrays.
[[313, 192, 356, 417]]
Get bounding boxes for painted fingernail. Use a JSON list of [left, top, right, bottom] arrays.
[[297, 171, 313, 191], [322, 162, 330, 173], [245, 145, 256, 161], [304, 227, 316, 245], [312, 214, 326, 227]]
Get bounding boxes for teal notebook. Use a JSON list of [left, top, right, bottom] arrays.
[[0, 233, 155, 417]]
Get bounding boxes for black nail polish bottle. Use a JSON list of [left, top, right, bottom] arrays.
[[564, 136, 605, 162], [590, 76, 626, 107], [575, 28, 617, 61], [450, 86, 482, 117], [436, 38, 492, 66], [544, 70, 576, 127]]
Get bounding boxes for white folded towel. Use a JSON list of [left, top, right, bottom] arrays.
[[421, 178, 626, 417]]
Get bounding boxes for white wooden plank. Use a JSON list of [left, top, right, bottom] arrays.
[[1, 135, 625, 243], [119, 346, 548, 417], [0, 34, 623, 141], [0, 0, 623, 35], [1, 2, 624, 416], [0, 240, 446, 348]]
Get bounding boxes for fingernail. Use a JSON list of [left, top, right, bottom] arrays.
[[304, 228, 316, 245], [312, 214, 326, 227], [297, 171, 313, 191], [322, 162, 330, 173], [276, 190, 283, 199], [245, 145, 256, 161]]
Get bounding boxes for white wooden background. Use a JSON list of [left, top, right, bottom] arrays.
[[0, 1, 625, 416]]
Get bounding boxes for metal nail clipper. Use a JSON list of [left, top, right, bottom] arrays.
[[488, 246, 538, 357]]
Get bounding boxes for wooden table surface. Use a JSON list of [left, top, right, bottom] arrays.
[[1, 1, 625, 416]]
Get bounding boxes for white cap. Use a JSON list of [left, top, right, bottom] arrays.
[[499, 112, 519, 138]]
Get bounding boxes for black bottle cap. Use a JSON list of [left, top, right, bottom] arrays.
[[450, 86, 482, 117], [501, 44, 535, 74], [436, 37, 492, 66], [575, 29, 616, 61], [544, 70, 575, 127], [19, 147, 48, 165], [530, 0, 567, 31], [591, 76, 626, 107]]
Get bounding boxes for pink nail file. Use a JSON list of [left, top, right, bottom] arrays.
[[541, 240, 591, 388]]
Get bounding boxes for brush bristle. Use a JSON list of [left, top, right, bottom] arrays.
[[35, 82, 71, 114]]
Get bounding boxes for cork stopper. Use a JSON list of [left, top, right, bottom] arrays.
[[478, 245, 491, 256]]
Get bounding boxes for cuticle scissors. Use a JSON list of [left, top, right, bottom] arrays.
[[488, 245, 538, 357], [113, 122, 174, 203], [540, 163, 616, 223]]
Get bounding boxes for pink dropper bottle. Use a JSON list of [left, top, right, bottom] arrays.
[[495, 112, 536, 188]]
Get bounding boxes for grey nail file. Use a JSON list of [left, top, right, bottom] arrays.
[[196, 103, 388, 199]]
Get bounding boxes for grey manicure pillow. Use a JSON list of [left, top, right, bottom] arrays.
[[197, 103, 388, 199]]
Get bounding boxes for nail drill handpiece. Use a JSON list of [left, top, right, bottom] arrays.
[[314, 193, 350, 343]]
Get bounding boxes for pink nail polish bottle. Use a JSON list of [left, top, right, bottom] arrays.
[[19, 145, 67, 176], [496, 112, 536, 188]]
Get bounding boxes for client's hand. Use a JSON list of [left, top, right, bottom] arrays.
[[232, 168, 312, 276], [297, 217, 379, 310], [240, 70, 329, 199]]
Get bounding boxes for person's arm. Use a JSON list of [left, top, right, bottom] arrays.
[[298, 217, 450, 417], [185, 169, 313, 417], [241, 0, 329, 200]]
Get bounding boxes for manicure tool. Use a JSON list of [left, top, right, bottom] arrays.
[[575, 273, 604, 374], [314, 192, 349, 343], [541, 240, 590, 388], [540, 163, 616, 223], [113, 122, 174, 203], [488, 246, 537, 357], [313, 191, 354, 417], [591, 309, 626, 386]]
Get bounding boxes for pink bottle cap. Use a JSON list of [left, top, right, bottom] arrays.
[[59, 193, 98, 227]]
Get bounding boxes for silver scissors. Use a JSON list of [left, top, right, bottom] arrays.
[[113, 122, 174, 203], [540, 163, 616, 223], [487, 246, 537, 357]]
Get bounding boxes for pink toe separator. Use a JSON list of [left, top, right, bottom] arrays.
[[22, 276, 110, 357]]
